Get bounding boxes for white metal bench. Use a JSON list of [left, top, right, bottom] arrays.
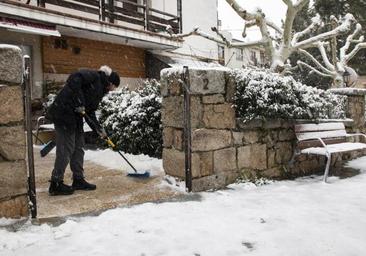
[[292, 122, 366, 182]]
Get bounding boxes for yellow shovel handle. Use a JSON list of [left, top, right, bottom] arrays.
[[106, 138, 116, 148]]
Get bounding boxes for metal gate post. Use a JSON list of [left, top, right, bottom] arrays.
[[23, 56, 37, 218], [182, 66, 192, 192]]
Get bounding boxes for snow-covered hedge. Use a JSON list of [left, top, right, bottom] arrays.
[[99, 80, 162, 158], [231, 68, 346, 122]]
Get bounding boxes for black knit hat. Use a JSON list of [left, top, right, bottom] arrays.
[[108, 71, 120, 87]]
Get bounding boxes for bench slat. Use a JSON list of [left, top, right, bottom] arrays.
[[296, 129, 347, 141], [295, 122, 345, 133], [298, 138, 346, 149]]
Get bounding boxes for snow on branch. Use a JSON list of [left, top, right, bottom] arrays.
[[340, 23, 366, 63], [166, 26, 228, 46], [294, 13, 356, 50], [344, 42, 366, 64], [298, 48, 333, 75], [316, 42, 335, 71], [225, 0, 258, 20], [297, 60, 334, 77], [292, 14, 323, 45]]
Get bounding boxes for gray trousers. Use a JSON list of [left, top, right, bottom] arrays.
[[51, 124, 85, 182]]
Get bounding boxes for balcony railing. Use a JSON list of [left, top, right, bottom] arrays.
[[32, 0, 182, 33]]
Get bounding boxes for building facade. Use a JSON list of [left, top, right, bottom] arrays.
[[0, 0, 219, 98]]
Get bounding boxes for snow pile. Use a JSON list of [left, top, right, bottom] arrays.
[[84, 148, 163, 176], [99, 80, 162, 158], [1, 156, 366, 255], [231, 68, 346, 122]]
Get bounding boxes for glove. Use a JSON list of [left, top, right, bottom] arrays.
[[98, 128, 108, 139], [75, 106, 86, 115]]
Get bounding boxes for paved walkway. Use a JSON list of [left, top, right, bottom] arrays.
[[34, 149, 183, 221]]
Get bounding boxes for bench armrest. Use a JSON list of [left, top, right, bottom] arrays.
[[298, 137, 330, 156], [346, 133, 366, 142]]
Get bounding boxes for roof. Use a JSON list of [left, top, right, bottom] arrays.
[[154, 54, 223, 68]]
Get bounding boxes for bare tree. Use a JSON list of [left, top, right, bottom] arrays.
[[167, 0, 365, 87]]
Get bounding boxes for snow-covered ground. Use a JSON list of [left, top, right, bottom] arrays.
[[1, 151, 366, 256]]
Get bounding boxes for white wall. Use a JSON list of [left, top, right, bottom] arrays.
[[159, 0, 219, 60], [0, 29, 43, 99], [225, 46, 266, 69]]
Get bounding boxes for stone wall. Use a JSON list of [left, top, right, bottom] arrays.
[[0, 45, 29, 218], [161, 68, 365, 192]]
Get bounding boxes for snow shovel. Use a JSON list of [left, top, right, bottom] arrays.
[[32, 132, 56, 157], [83, 113, 151, 178]]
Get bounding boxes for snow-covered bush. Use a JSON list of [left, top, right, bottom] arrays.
[[231, 68, 346, 122], [99, 80, 162, 158]]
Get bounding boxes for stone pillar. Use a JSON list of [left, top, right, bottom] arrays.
[[330, 88, 366, 133], [161, 68, 238, 192], [347, 95, 365, 131], [0, 45, 29, 218]]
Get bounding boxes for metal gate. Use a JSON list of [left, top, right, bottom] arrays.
[[23, 56, 37, 218]]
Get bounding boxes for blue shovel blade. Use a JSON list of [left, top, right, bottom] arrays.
[[127, 171, 150, 178]]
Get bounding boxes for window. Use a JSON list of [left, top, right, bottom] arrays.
[[123, 0, 138, 12], [218, 45, 225, 65], [236, 48, 243, 61], [260, 51, 266, 64], [250, 51, 257, 66]]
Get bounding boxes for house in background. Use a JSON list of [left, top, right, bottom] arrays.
[[0, 0, 221, 99], [217, 31, 268, 69]]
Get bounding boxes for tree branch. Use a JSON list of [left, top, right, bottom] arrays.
[[340, 23, 363, 61], [344, 42, 366, 63], [298, 48, 332, 74], [282, 0, 309, 47], [297, 60, 334, 77], [317, 42, 335, 70], [294, 13, 356, 50], [292, 14, 322, 45], [225, 0, 258, 20]]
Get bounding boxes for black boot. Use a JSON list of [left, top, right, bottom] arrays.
[[49, 181, 74, 196], [72, 178, 96, 191]]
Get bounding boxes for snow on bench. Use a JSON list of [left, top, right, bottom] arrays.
[[292, 122, 366, 182]]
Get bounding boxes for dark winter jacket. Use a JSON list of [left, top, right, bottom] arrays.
[[46, 69, 109, 132]]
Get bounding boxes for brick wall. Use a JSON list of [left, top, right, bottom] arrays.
[[42, 36, 146, 78]]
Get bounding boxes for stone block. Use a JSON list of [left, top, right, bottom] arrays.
[[278, 129, 295, 141], [243, 130, 260, 144], [161, 96, 203, 128], [0, 126, 26, 160], [189, 69, 225, 95], [261, 167, 282, 179], [192, 151, 213, 178], [162, 148, 185, 178], [0, 161, 28, 200], [163, 127, 174, 148], [191, 172, 238, 192], [275, 142, 293, 164], [225, 72, 236, 103], [192, 129, 232, 151], [214, 147, 237, 173], [203, 103, 235, 129], [0, 86, 24, 124], [173, 129, 183, 150], [191, 96, 203, 128], [238, 144, 267, 170], [233, 132, 244, 146], [267, 149, 276, 168], [162, 96, 183, 128], [0, 45, 22, 84], [202, 94, 225, 104], [0, 195, 29, 218], [160, 68, 182, 97]]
